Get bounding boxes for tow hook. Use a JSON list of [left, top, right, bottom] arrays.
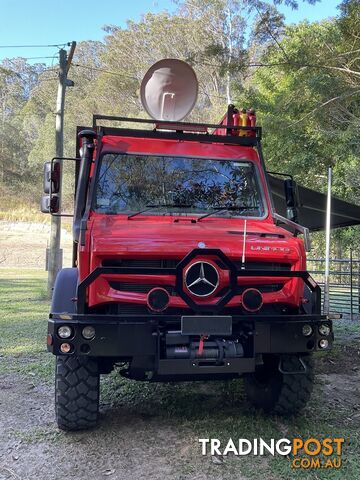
[[278, 356, 307, 375]]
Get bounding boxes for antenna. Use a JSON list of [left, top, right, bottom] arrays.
[[241, 219, 247, 269], [140, 59, 198, 121]]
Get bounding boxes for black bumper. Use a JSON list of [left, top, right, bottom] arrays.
[[48, 313, 334, 375]]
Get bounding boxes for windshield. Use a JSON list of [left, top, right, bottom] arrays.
[[94, 153, 266, 218]]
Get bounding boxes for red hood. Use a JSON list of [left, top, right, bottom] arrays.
[[89, 214, 305, 265], [79, 214, 307, 310]]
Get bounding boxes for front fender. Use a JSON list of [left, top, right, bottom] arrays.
[[51, 268, 79, 314]]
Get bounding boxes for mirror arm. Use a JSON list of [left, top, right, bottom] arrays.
[[273, 213, 311, 252]]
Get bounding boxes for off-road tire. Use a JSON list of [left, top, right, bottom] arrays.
[[55, 355, 100, 431], [243, 354, 314, 415]]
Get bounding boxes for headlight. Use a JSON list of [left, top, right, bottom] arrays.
[[302, 324, 313, 337], [319, 339, 329, 349], [319, 324, 331, 336], [58, 325, 72, 339], [82, 326, 95, 340]]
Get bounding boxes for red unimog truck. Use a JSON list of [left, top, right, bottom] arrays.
[[41, 59, 334, 431]]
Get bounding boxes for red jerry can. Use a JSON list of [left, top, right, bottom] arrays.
[[232, 108, 240, 136], [247, 108, 256, 137]]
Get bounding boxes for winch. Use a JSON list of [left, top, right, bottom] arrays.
[[165, 333, 244, 360]]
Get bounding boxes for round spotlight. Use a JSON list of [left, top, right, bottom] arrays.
[[82, 326, 96, 340], [58, 325, 72, 339], [242, 288, 263, 312], [302, 324, 313, 337], [319, 324, 331, 336], [60, 343, 71, 354], [147, 287, 170, 312], [319, 339, 329, 349]]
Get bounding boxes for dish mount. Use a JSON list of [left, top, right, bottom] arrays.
[[140, 59, 198, 122]]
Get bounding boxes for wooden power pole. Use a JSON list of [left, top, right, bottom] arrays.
[[47, 42, 76, 297]]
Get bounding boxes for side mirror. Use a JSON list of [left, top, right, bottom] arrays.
[[43, 162, 51, 193], [284, 178, 299, 223], [41, 195, 59, 214], [43, 161, 61, 194]]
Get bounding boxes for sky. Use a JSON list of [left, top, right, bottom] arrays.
[[0, 0, 341, 65]]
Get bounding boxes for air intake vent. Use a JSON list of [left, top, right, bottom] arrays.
[[232, 261, 291, 271], [102, 259, 179, 268]]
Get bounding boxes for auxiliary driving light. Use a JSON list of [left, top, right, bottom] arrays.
[[60, 343, 71, 353], [82, 326, 96, 340], [58, 325, 72, 339], [302, 324, 313, 337], [319, 339, 329, 349], [241, 288, 263, 312], [147, 287, 170, 312], [318, 324, 331, 336]]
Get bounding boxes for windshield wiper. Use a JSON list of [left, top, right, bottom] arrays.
[[128, 203, 194, 220], [197, 205, 251, 221]]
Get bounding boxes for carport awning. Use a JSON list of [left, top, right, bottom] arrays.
[[268, 175, 360, 232]]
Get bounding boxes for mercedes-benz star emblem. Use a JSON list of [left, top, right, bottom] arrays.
[[185, 261, 219, 297]]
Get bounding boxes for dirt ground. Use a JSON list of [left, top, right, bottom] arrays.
[[0, 373, 195, 480], [1, 336, 359, 480], [0, 221, 73, 269]]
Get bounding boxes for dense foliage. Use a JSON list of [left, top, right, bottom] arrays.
[[0, 0, 358, 255]]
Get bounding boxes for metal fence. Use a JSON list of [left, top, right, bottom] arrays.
[[307, 253, 360, 318]]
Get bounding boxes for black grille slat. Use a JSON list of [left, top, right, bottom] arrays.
[[109, 282, 282, 294], [103, 258, 291, 271], [103, 257, 289, 301], [102, 259, 179, 268], [233, 261, 291, 271], [109, 282, 174, 294], [117, 304, 149, 314]]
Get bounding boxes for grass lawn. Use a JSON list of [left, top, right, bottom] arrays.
[[1, 268, 360, 479], [0, 268, 53, 379]]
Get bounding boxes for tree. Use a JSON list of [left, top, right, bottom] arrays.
[[235, 9, 359, 255], [0, 0, 358, 256], [0, 59, 45, 190]]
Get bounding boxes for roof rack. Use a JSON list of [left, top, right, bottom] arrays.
[[92, 115, 262, 147]]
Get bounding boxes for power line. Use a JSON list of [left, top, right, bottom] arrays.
[[198, 86, 227, 100], [253, 4, 290, 63], [1, 56, 57, 60], [72, 63, 138, 80], [26, 56, 57, 60], [193, 58, 354, 74], [0, 43, 70, 48]]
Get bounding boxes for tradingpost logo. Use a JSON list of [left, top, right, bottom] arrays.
[[199, 437, 344, 469]]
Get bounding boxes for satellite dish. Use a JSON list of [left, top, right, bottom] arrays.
[[140, 59, 198, 122]]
